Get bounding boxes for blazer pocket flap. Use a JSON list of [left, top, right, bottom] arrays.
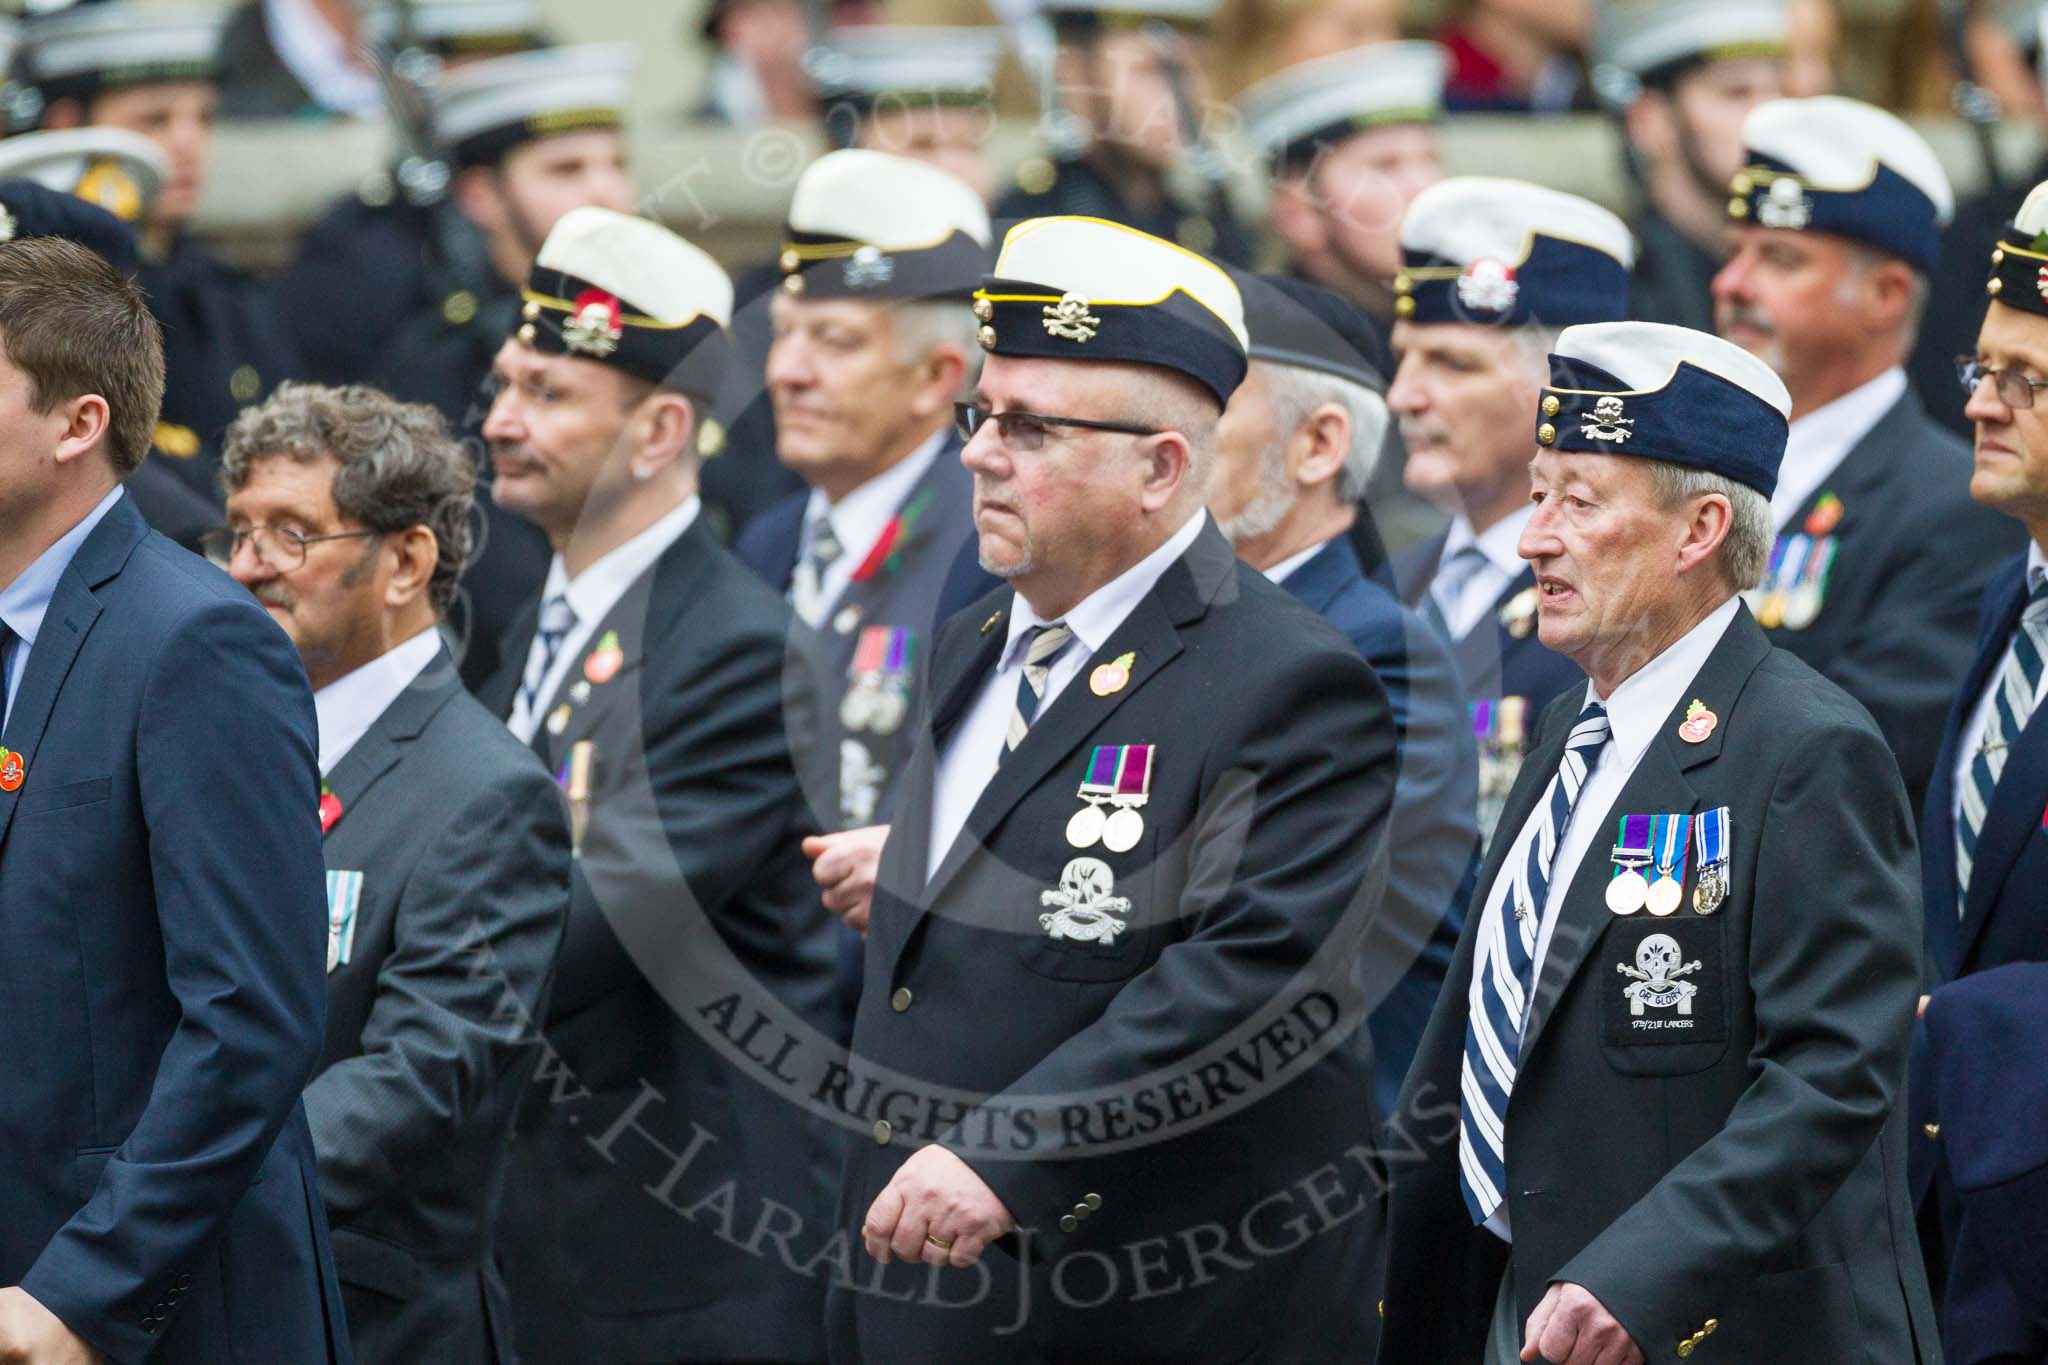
[[330, 1226, 426, 1301], [19, 776, 111, 816]]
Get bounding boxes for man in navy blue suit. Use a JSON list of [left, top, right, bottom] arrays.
[[1913, 175, 2048, 1364], [0, 237, 347, 1361], [1211, 272, 1478, 1118]]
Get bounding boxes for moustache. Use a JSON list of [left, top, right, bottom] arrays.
[[252, 583, 293, 609], [1718, 303, 1775, 338]]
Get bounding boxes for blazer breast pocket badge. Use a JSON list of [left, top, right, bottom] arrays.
[[325, 869, 364, 973], [1601, 916, 1729, 1049]]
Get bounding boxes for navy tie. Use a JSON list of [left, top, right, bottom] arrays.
[[0, 622, 16, 735]]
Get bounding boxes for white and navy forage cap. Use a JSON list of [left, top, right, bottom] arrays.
[[515, 207, 733, 396], [362, 0, 549, 59], [1236, 40, 1447, 173], [1728, 96, 1953, 273], [971, 215, 1249, 406], [780, 149, 992, 302], [1590, 0, 1784, 104], [432, 42, 632, 172], [1536, 321, 1792, 496], [803, 25, 1001, 126], [1984, 178, 2048, 319], [0, 126, 163, 224], [1394, 176, 1636, 327], [10, 2, 223, 110]]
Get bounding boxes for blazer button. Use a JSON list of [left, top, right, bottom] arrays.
[[1058, 1214, 1079, 1233], [873, 1119, 892, 1146], [891, 987, 914, 1012], [1923, 1123, 1941, 1139], [1072, 1203, 1091, 1219]]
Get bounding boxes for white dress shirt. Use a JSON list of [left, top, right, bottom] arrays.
[[1768, 366, 1906, 532], [313, 626, 443, 777], [0, 485, 123, 734], [508, 497, 700, 744], [927, 509, 1209, 880], [1951, 541, 2048, 842], [793, 431, 945, 626], [1432, 505, 1535, 642], [1261, 536, 1332, 587], [1478, 595, 1740, 1241]]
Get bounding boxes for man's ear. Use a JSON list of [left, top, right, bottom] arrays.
[[1136, 430, 1193, 512], [1675, 490, 1733, 579], [1289, 402, 1352, 489], [629, 391, 698, 479], [1270, 176, 1328, 256], [50, 393, 112, 469], [382, 526, 441, 609], [452, 166, 505, 235]]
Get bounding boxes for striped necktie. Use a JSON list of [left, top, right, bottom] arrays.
[[1006, 623, 1074, 753], [1957, 578, 2048, 910], [1460, 701, 1611, 1225], [516, 593, 577, 723], [791, 516, 844, 628], [1422, 543, 1488, 641]]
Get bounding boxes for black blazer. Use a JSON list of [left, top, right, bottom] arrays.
[[828, 522, 1397, 1364], [1391, 528, 1585, 717], [1379, 605, 1939, 1365], [479, 515, 843, 1364], [1749, 386, 2024, 813], [310, 645, 569, 1364]]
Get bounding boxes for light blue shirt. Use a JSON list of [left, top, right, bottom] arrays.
[[0, 486, 124, 734]]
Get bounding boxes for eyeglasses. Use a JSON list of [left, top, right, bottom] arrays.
[[953, 401, 1160, 454], [1956, 357, 2048, 410], [201, 525, 382, 571]]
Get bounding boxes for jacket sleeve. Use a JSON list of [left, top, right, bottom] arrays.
[[20, 597, 330, 1364], [303, 764, 570, 1221], [1555, 718, 1921, 1354]]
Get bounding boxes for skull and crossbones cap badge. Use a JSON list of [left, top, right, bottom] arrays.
[[970, 216, 1250, 407], [778, 148, 992, 302], [1536, 321, 1791, 498], [514, 206, 734, 397]]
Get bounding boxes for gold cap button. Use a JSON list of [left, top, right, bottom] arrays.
[[1058, 1214, 1079, 1233], [779, 249, 800, 272], [1541, 395, 1561, 417], [1992, 247, 2006, 265], [1730, 173, 1753, 195], [1395, 295, 1415, 318], [1537, 422, 1556, 445], [973, 297, 994, 322], [517, 324, 536, 344], [520, 298, 540, 321], [873, 1119, 892, 1145], [978, 325, 997, 351], [1988, 278, 2004, 297], [443, 290, 478, 325], [1728, 197, 1749, 219], [783, 274, 806, 295], [890, 987, 913, 1012], [1393, 273, 1412, 294]]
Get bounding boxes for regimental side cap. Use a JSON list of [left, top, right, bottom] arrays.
[[1984, 178, 2048, 317], [362, 0, 550, 58], [1590, 0, 1785, 104], [972, 215, 1249, 406], [1393, 176, 1636, 327], [11, 3, 223, 108], [1237, 40, 1447, 171], [780, 149, 992, 301], [432, 42, 632, 171], [0, 126, 164, 224], [1040, 0, 1218, 36], [803, 25, 1001, 120], [1235, 270, 1394, 394], [517, 207, 734, 394], [1536, 321, 1792, 496], [1727, 96, 1953, 272]]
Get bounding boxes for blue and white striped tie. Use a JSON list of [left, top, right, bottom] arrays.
[[517, 593, 577, 722], [1460, 701, 1611, 1225], [1957, 579, 2048, 909]]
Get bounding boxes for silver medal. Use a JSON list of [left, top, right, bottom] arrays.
[[1693, 866, 1726, 914], [838, 687, 873, 732], [868, 686, 906, 736], [1605, 868, 1649, 915], [1066, 802, 1106, 849], [1102, 806, 1144, 853]]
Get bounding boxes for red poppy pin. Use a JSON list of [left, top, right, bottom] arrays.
[[318, 780, 343, 835], [0, 746, 23, 793], [1678, 699, 1717, 744], [584, 630, 624, 686]]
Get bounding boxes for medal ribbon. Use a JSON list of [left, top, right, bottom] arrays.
[[1470, 699, 1495, 741], [1649, 812, 1690, 882], [1694, 807, 1729, 871], [1777, 534, 1815, 594], [1111, 744, 1152, 806], [1610, 813, 1653, 877], [883, 627, 913, 675], [1802, 538, 1837, 593], [1762, 535, 1791, 592], [1078, 744, 1122, 799], [851, 626, 890, 674]]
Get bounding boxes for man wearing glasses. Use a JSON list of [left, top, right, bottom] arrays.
[[213, 382, 569, 1365], [1710, 95, 2024, 812], [1911, 177, 2048, 1365], [824, 216, 1396, 1363]]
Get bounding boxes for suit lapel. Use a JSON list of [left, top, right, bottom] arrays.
[[1276, 537, 1354, 616], [820, 436, 963, 631], [1957, 597, 2048, 969], [321, 648, 464, 844], [1518, 609, 1767, 1063], [0, 495, 145, 853], [478, 592, 543, 720]]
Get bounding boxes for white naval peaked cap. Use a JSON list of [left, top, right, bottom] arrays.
[[533, 207, 732, 328], [0, 126, 164, 223], [781, 148, 991, 299], [1236, 40, 1447, 168], [432, 42, 633, 169], [1591, 0, 1785, 84], [1541, 321, 1791, 495], [803, 25, 1002, 104], [974, 215, 1248, 404], [12, 2, 223, 94], [1979, 178, 2048, 318], [1395, 177, 1635, 326], [2016, 179, 2048, 238], [362, 0, 548, 54]]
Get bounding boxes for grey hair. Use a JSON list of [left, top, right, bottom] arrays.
[[1257, 361, 1392, 502], [1842, 242, 1930, 345], [1123, 367, 1222, 502], [890, 300, 984, 383], [1645, 460, 1773, 590], [221, 382, 477, 616]]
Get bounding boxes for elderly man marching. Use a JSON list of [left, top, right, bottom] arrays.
[[1377, 322, 1939, 1365], [826, 217, 1398, 1362]]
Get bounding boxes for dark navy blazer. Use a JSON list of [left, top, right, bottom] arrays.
[[1389, 527, 1584, 716], [1278, 535, 1478, 1118], [0, 492, 348, 1363]]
